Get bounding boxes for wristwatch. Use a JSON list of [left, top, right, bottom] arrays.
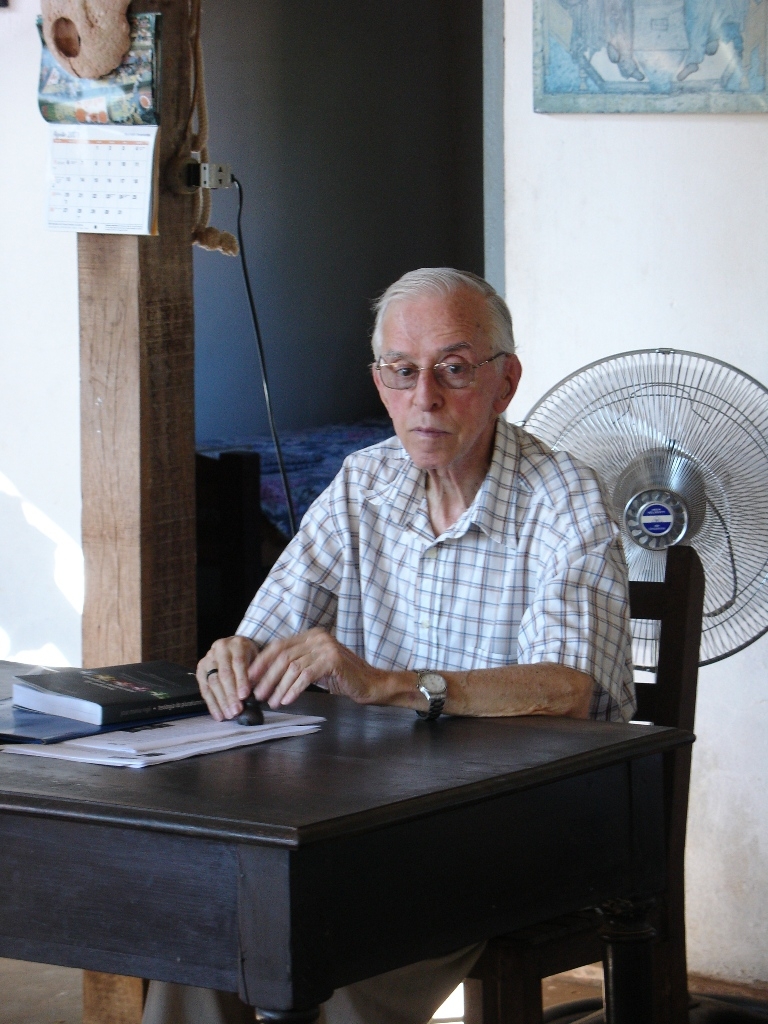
[[415, 669, 447, 721]]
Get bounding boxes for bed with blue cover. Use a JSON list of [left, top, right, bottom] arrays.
[[198, 417, 393, 538]]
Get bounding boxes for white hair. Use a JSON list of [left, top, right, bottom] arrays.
[[370, 268, 515, 360]]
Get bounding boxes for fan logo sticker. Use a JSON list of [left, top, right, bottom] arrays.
[[640, 503, 673, 536]]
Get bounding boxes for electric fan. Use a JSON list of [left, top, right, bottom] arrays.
[[523, 349, 768, 669]]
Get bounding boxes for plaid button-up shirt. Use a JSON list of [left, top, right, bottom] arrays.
[[238, 418, 635, 721]]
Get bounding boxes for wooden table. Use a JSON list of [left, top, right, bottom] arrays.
[[0, 693, 692, 1022]]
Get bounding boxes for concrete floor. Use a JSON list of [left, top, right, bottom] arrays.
[[0, 959, 604, 1024], [5, 955, 767, 1024], [0, 958, 82, 1024]]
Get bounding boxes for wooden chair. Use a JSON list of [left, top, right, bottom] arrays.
[[196, 451, 264, 656], [466, 544, 705, 1024]]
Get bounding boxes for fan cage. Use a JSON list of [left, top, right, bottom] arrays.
[[523, 348, 768, 669]]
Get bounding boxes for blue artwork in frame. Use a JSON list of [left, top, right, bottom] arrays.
[[534, 0, 768, 111]]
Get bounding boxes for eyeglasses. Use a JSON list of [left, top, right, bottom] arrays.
[[373, 351, 506, 391]]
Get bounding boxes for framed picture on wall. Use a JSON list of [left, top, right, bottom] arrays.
[[534, 0, 768, 112]]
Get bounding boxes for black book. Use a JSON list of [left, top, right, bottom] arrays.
[[12, 661, 206, 726]]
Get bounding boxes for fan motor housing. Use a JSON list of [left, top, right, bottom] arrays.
[[614, 449, 707, 551], [624, 489, 688, 548]]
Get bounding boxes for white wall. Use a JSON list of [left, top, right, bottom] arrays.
[[0, 0, 81, 668], [503, 0, 768, 985]]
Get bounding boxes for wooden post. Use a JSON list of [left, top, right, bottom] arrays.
[[79, 1, 195, 1020]]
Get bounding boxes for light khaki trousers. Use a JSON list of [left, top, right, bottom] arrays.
[[142, 942, 485, 1024]]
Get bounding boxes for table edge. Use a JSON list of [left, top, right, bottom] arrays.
[[0, 726, 693, 847]]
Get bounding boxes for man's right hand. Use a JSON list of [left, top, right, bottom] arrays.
[[197, 636, 261, 721]]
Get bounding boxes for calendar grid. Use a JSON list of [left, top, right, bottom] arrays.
[[47, 126, 159, 235]]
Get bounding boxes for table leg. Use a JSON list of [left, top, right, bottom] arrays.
[[600, 899, 657, 1024], [255, 1008, 320, 1024]]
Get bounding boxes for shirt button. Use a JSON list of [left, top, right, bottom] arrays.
[[420, 618, 430, 630], [424, 548, 437, 559]]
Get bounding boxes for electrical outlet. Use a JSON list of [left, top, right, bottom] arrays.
[[169, 159, 233, 194], [200, 163, 233, 189]]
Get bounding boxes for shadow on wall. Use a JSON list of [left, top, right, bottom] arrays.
[[0, 470, 82, 667]]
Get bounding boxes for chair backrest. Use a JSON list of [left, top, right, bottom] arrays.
[[631, 545, 704, 998], [627, 545, 705, 1023], [196, 451, 263, 656], [629, 544, 705, 733]]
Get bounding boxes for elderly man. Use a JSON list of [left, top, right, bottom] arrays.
[[143, 268, 634, 1024]]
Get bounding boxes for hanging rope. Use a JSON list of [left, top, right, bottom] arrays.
[[187, 0, 238, 256]]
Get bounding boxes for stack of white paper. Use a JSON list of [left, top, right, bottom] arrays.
[[1, 710, 324, 767]]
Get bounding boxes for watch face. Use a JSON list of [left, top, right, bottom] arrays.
[[419, 672, 447, 696]]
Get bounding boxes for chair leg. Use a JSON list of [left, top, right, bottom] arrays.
[[83, 971, 147, 1024], [653, 767, 691, 1024], [466, 944, 544, 1024], [463, 977, 487, 1024], [600, 901, 656, 1024], [649, 885, 689, 1024]]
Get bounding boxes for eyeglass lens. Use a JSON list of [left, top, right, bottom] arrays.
[[378, 360, 475, 390]]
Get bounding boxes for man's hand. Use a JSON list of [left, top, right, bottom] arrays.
[[197, 635, 261, 722], [250, 628, 396, 710], [197, 629, 410, 720]]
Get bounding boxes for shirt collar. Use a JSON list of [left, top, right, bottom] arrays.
[[365, 418, 524, 546], [365, 444, 428, 531], [462, 418, 523, 546]]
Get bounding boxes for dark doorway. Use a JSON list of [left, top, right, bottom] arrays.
[[194, 0, 485, 445]]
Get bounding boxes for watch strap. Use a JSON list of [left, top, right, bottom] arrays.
[[416, 669, 446, 721]]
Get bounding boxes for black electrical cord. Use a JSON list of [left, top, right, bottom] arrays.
[[232, 175, 297, 538]]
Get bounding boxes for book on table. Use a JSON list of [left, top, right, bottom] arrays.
[[12, 661, 206, 726]]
